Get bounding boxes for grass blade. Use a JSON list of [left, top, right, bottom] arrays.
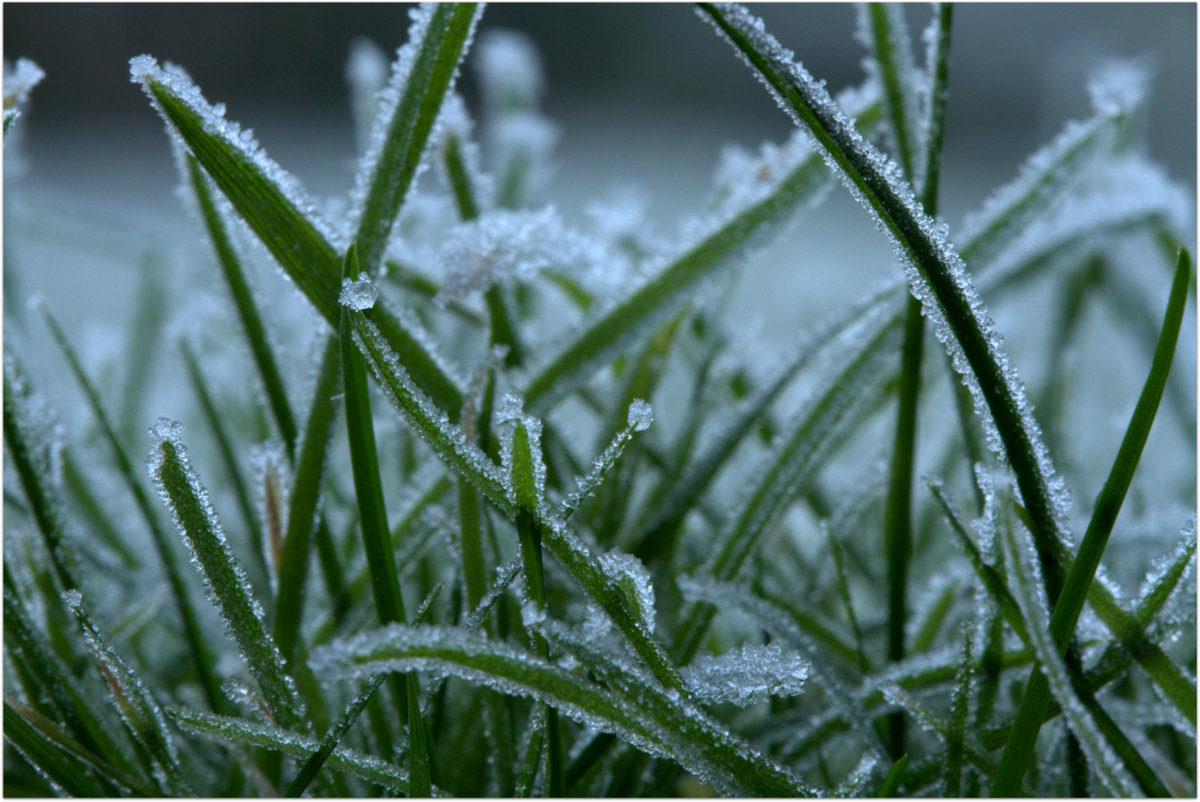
[[132, 56, 464, 416], [285, 673, 385, 797], [522, 87, 884, 414], [147, 419, 306, 732], [167, 707, 426, 795], [33, 303, 226, 715], [4, 697, 123, 798], [699, 3, 1074, 608], [991, 247, 1192, 796], [311, 623, 817, 797], [875, 753, 907, 798], [352, 3, 482, 273], [184, 155, 298, 451], [340, 243, 432, 795], [273, 334, 341, 668]]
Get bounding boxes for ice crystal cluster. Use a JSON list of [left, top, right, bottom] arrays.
[[3, 3, 1194, 799]]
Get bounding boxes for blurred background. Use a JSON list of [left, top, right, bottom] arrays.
[[3, 2, 1196, 370]]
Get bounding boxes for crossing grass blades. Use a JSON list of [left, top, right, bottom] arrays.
[[3, 3, 1196, 797]]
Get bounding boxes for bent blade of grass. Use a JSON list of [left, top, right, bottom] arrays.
[[147, 420, 306, 733], [310, 623, 816, 797], [167, 707, 425, 795], [32, 305, 226, 715], [351, 3, 482, 274], [874, 753, 908, 798], [132, 56, 464, 415], [274, 334, 341, 669], [992, 247, 1193, 796], [521, 88, 884, 415], [700, 3, 1076, 608]]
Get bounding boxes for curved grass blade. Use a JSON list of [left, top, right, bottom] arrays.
[[147, 419, 306, 732], [351, 3, 482, 273], [522, 87, 884, 414], [701, 3, 1080, 616], [274, 334, 341, 668], [33, 304, 225, 715], [991, 247, 1192, 796], [311, 623, 816, 797], [167, 707, 428, 795], [131, 56, 464, 416]]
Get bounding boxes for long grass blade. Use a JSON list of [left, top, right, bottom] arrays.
[[991, 247, 1192, 796], [699, 3, 1074, 608], [3, 697, 126, 798], [285, 673, 385, 797], [311, 623, 817, 797], [167, 707, 426, 795], [273, 334, 341, 668], [147, 419, 306, 732], [352, 3, 482, 273]]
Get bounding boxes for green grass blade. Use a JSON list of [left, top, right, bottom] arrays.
[[33, 303, 226, 714], [118, 259, 166, 441], [700, 3, 1075, 608], [521, 88, 884, 414], [167, 707, 425, 795], [311, 623, 817, 797], [65, 591, 192, 796], [180, 340, 265, 577], [3, 698, 126, 798], [352, 3, 482, 273], [60, 451, 140, 570], [992, 247, 1192, 796], [184, 155, 298, 450], [285, 673, 385, 797], [274, 334, 341, 668], [675, 313, 898, 663], [132, 57, 464, 415], [3, 347, 80, 592], [875, 753, 907, 797], [994, 524, 1140, 796], [943, 624, 972, 797], [859, 3, 920, 179], [147, 419, 306, 732], [340, 243, 432, 793]]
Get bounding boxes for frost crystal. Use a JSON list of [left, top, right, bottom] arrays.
[[4, 57, 45, 109], [338, 276, 379, 310], [626, 399, 654, 432], [681, 643, 808, 707]]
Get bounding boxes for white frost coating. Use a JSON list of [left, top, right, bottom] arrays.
[[699, 4, 1073, 546], [339, 276, 379, 310], [627, 399, 654, 432], [1086, 58, 1151, 117], [592, 549, 657, 634], [435, 206, 597, 302], [4, 57, 45, 108], [60, 588, 83, 612], [496, 393, 546, 508], [681, 643, 808, 708], [129, 55, 344, 252]]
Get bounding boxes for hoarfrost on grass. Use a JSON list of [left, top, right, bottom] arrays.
[[339, 276, 379, 311], [681, 642, 808, 707]]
